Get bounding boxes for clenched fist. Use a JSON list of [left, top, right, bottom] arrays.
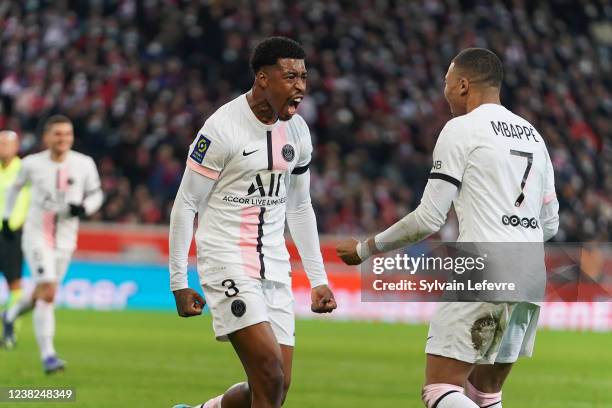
[[173, 288, 205, 317], [336, 238, 363, 265], [311, 285, 337, 313]]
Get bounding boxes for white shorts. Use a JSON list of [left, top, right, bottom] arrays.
[[425, 302, 540, 364], [202, 276, 295, 346], [23, 246, 72, 284]]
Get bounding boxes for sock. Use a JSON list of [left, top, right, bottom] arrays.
[[33, 300, 56, 360], [202, 395, 223, 408], [6, 292, 34, 322], [477, 402, 501, 408], [422, 384, 479, 408], [436, 393, 481, 408], [7, 289, 24, 332], [6, 288, 23, 309], [465, 381, 502, 407]]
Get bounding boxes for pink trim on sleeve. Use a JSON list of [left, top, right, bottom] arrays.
[[543, 192, 556, 205], [187, 160, 220, 180]]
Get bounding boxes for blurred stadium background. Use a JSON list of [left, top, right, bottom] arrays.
[[0, 0, 611, 407]]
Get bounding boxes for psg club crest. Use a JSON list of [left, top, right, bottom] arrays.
[[282, 144, 295, 162], [231, 299, 246, 317]]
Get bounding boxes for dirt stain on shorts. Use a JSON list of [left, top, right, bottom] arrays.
[[470, 315, 498, 351]]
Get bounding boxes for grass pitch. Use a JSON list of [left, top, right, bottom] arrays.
[[1, 310, 610, 407]]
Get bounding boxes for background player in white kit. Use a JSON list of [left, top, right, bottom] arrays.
[[169, 37, 337, 408], [337, 49, 559, 408], [1, 115, 103, 373]]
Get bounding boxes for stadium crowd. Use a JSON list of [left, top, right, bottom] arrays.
[[0, 0, 610, 241]]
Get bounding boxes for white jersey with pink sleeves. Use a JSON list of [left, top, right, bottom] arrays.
[[13, 150, 101, 252], [187, 93, 312, 285]]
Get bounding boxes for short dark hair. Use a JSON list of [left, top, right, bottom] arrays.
[[453, 48, 503, 88], [250, 36, 306, 75], [43, 114, 72, 133]]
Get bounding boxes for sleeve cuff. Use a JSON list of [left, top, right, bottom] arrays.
[[309, 276, 329, 288], [170, 280, 189, 291]]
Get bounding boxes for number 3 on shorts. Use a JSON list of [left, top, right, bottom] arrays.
[[222, 279, 239, 298]]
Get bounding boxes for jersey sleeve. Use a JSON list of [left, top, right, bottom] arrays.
[[292, 117, 312, 175], [542, 149, 557, 205], [85, 157, 102, 194], [82, 157, 104, 215], [186, 119, 231, 180], [429, 119, 471, 188]]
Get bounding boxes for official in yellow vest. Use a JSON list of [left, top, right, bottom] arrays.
[[0, 130, 30, 323]]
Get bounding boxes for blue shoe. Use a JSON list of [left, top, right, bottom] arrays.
[[172, 405, 193, 408], [1, 312, 15, 349], [43, 355, 66, 374]]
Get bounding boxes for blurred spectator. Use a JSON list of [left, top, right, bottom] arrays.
[[0, 0, 609, 240]]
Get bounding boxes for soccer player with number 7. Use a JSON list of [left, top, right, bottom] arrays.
[[337, 48, 559, 408], [169, 37, 336, 408]]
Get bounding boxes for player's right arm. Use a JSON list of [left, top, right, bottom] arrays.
[[337, 119, 467, 264], [1, 158, 30, 239], [169, 167, 212, 316], [336, 178, 459, 264], [169, 121, 229, 317]]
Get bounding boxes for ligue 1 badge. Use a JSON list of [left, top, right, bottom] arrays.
[[282, 144, 295, 162], [190, 134, 212, 164]]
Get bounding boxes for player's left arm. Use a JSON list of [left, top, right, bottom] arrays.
[[539, 149, 559, 241], [69, 158, 104, 218], [287, 170, 337, 313], [287, 121, 336, 313]]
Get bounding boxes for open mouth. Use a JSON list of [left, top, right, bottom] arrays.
[[287, 95, 303, 115]]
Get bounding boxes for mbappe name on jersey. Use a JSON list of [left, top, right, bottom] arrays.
[[490, 121, 540, 142]]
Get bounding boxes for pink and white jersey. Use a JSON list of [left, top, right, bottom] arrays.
[[187, 93, 312, 285], [14, 150, 101, 251]]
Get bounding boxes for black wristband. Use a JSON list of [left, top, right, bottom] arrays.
[[69, 204, 86, 217]]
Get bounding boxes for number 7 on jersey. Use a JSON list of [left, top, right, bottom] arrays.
[[510, 149, 533, 207]]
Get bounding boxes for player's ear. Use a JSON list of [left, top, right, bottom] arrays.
[[458, 77, 469, 96], [256, 69, 269, 90]]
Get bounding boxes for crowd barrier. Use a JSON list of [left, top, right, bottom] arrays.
[[0, 223, 609, 331]]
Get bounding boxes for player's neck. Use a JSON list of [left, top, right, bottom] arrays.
[[49, 150, 69, 163], [246, 88, 278, 125], [466, 91, 501, 114]]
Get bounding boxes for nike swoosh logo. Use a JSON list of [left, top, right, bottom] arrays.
[[243, 150, 258, 156], [427, 336, 433, 341]]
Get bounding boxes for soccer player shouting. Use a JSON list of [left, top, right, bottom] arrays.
[[2, 115, 103, 373], [337, 49, 559, 408], [169, 37, 336, 408]]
